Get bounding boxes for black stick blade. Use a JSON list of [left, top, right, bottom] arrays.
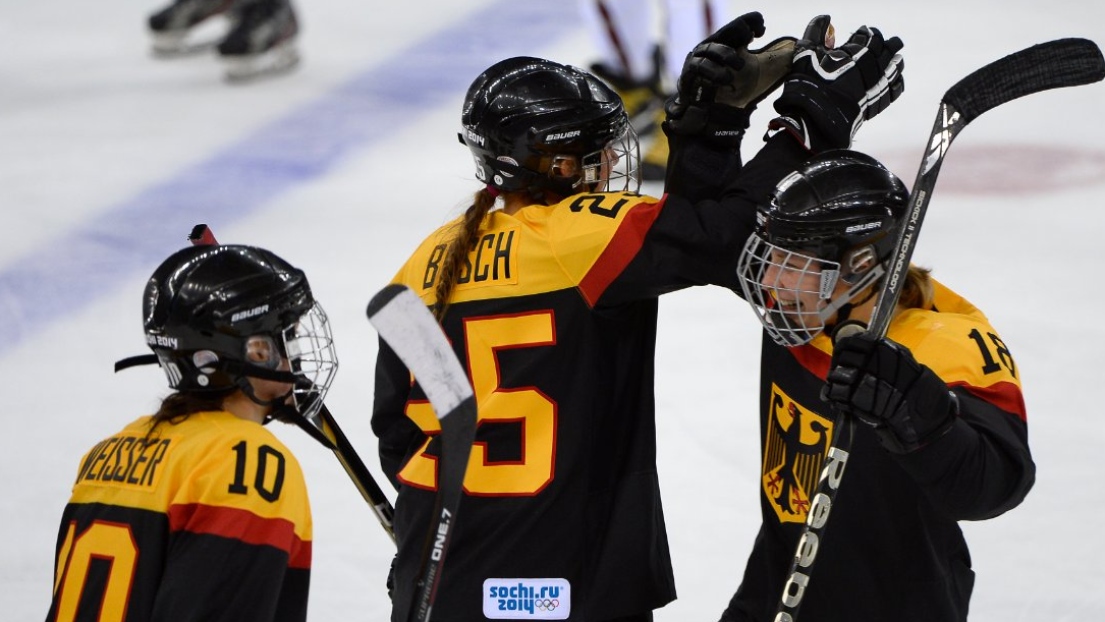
[[945, 38, 1105, 123]]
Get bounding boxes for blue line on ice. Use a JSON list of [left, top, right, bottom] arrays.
[[0, 3, 572, 355]]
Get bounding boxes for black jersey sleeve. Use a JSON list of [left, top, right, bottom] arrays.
[[878, 283, 1036, 521], [894, 390, 1035, 521], [371, 337, 423, 489], [596, 133, 808, 306], [663, 131, 745, 202]]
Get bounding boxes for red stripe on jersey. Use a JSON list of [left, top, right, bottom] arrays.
[[790, 343, 831, 380], [168, 503, 312, 569], [792, 344, 1026, 421], [952, 380, 1027, 422], [578, 197, 665, 307]]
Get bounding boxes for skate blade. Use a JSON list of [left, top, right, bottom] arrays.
[[149, 19, 229, 58], [151, 37, 218, 58], [222, 41, 300, 82]]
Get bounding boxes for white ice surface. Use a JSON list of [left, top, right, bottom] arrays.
[[3, 1, 1104, 620]]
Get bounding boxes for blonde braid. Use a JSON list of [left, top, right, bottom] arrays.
[[432, 188, 497, 321], [898, 265, 935, 310]]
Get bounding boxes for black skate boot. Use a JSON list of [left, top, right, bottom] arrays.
[[217, 0, 300, 82], [147, 0, 235, 57]]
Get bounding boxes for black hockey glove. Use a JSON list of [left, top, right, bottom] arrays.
[[769, 15, 904, 152], [823, 332, 957, 454], [665, 11, 795, 147]]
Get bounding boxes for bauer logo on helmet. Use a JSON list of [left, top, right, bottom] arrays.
[[845, 221, 882, 234], [545, 130, 582, 142], [231, 304, 270, 323]]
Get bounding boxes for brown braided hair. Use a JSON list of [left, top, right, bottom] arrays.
[[432, 187, 498, 321]]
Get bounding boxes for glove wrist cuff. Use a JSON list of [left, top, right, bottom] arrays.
[[876, 390, 958, 454], [767, 114, 853, 152], [665, 102, 752, 148]]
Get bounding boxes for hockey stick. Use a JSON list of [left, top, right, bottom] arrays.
[[366, 284, 477, 622], [870, 38, 1105, 338], [312, 405, 397, 542], [187, 224, 397, 542], [774, 38, 1105, 622]]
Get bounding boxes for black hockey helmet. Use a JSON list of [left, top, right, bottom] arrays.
[[458, 56, 640, 196], [736, 150, 908, 346], [761, 149, 908, 265], [128, 244, 337, 421]]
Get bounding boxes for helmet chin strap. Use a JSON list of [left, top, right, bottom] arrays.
[[531, 172, 579, 204], [238, 376, 337, 451], [236, 375, 295, 410], [230, 358, 306, 417], [489, 159, 579, 203], [820, 265, 884, 338]]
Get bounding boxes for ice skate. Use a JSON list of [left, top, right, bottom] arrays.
[[147, 0, 235, 57], [218, 0, 301, 82]]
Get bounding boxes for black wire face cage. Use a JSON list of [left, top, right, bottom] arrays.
[[548, 124, 645, 194], [736, 233, 845, 347], [576, 124, 640, 193], [282, 301, 338, 422]]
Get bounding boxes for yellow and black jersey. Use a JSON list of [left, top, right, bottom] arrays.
[[48, 411, 312, 622], [377, 192, 680, 622], [375, 132, 805, 621], [726, 278, 1035, 622], [372, 131, 806, 622]]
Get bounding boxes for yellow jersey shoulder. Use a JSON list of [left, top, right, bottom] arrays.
[[889, 279, 1020, 391], [392, 192, 661, 305], [70, 411, 310, 535]]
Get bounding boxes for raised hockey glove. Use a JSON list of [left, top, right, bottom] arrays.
[[769, 15, 904, 152], [823, 332, 957, 454], [665, 11, 795, 146]]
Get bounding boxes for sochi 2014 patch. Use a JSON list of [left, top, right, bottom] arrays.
[[482, 578, 570, 620]]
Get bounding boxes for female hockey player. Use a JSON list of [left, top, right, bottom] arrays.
[[371, 12, 906, 622], [718, 149, 1036, 621], [47, 243, 338, 621]]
